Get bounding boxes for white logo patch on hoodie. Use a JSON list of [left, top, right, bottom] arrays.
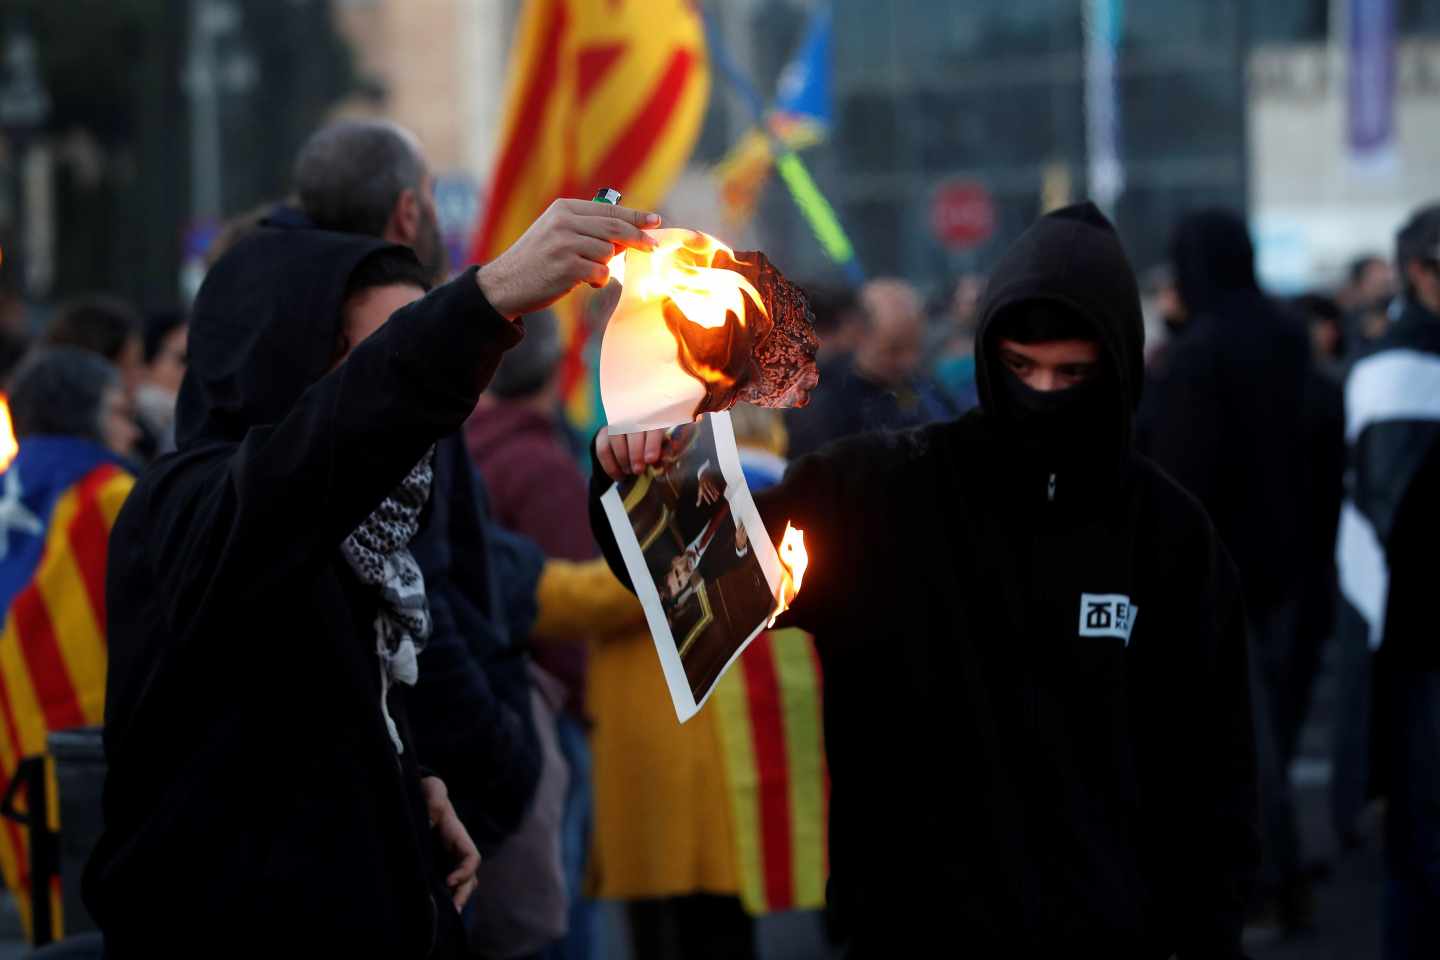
[[1078, 593, 1138, 646]]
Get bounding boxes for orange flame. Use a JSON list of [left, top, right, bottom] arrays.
[[631, 231, 768, 332], [0, 395, 16, 472], [768, 523, 809, 626]]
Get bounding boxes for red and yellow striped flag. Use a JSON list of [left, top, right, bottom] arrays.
[[468, 0, 710, 431], [0, 443, 132, 941], [711, 628, 829, 914]]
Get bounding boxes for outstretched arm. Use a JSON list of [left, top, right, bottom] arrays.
[[150, 201, 662, 619]]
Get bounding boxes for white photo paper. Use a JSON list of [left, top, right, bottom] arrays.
[[600, 412, 784, 722]]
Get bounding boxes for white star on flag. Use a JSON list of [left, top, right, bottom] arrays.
[[0, 469, 43, 561]]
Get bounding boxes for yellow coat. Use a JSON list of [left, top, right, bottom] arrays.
[[533, 559, 741, 901]]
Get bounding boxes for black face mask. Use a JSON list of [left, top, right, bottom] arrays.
[[992, 366, 1115, 472]]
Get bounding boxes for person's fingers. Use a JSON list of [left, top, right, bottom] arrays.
[[573, 214, 656, 251], [452, 875, 478, 912], [583, 260, 610, 289], [572, 202, 662, 230], [643, 429, 664, 466], [596, 431, 623, 481], [609, 432, 636, 475], [446, 850, 478, 888], [572, 235, 617, 265]]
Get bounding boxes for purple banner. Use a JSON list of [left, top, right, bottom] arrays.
[[1348, 0, 1396, 163]]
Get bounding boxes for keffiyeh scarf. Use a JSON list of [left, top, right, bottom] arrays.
[[342, 447, 435, 753]]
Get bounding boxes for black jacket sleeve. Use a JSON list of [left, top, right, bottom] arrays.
[[148, 269, 522, 623]]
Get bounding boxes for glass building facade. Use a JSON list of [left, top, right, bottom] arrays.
[[740, 0, 1262, 293]]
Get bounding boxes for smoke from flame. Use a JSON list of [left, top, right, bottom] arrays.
[[768, 523, 809, 627]]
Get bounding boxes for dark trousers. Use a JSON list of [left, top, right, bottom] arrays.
[[1250, 610, 1303, 896], [1382, 671, 1440, 960], [628, 895, 756, 960]]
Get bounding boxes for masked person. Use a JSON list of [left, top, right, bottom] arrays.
[[84, 195, 661, 957], [592, 203, 1259, 958]]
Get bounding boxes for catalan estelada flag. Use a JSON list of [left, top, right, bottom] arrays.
[[468, 0, 710, 436], [0, 436, 132, 940], [712, 4, 832, 229], [710, 628, 828, 914]]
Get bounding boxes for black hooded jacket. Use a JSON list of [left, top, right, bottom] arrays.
[[1138, 210, 1319, 617], [592, 204, 1259, 957], [85, 224, 522, 956]]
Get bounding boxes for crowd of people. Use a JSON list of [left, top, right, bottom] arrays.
[[0, 113, 1435, 959]]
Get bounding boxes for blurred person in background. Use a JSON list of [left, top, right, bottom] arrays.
[[466, 307, 598, 960], [295, 119, 446, 285], [42, 297, 145, 400], [1139, 264, 1187, 372], [804, 282, 866, 367], [933, 273, 985, 412], [42, 296, 159, 462], [785, 277, 956, 457], [596, 203, 1260, 958], [0, 348, 136, 935], [1334, 203, 1440, 959], [1340, 253, 1395, 347], [469, 310, 592, 562], [133, 310, 188, 457], [1292, 293, 1347, 382], [1138, 209, 1335, 933]]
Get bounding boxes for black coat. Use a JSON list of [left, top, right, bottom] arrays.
[[593, 204, 1259, 957], [1138, 210, 1317, 617], [407, 433, 544, 856], [85, 225, 521, 956]]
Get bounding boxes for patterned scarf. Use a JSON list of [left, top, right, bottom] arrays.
[[341, 448, 435, 753]]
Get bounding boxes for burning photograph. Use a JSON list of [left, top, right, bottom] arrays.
[[599, 412, 785, 721], [600, 229, 820, 434]]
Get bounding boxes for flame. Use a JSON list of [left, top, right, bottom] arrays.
[[0, 395, 16, 472], [632, 231, 768, 332], [768, 523, 809, 626]]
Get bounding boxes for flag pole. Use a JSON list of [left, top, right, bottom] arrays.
[[701, 8, 866, 286]]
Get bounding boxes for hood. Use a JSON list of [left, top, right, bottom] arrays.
[[1170, 208, 1259, 320], [175, 221, 412, 449], [975, 201, 1145, 424]]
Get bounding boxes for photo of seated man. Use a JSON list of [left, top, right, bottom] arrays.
[[614, 415, 777, 702]]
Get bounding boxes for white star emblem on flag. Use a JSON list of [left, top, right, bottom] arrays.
[[0, 469, 43, 561]]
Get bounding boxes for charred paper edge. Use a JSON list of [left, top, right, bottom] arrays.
[[600, 411, 783, 724]]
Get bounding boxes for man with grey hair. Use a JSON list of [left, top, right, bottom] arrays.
[[785, 277, 957, 456], [294, 119, 446, 282]]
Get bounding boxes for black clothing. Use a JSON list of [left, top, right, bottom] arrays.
[[85, 225, 522, 956], [407, 433, 544, 856], [1332, 296, 1440, 837], [1139, 210, 1315, 618], [1349, 298, 1440, 672], [592, 203, 1259, 956]]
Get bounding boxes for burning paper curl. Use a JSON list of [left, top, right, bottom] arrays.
[[600, 228, 819, 435]]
